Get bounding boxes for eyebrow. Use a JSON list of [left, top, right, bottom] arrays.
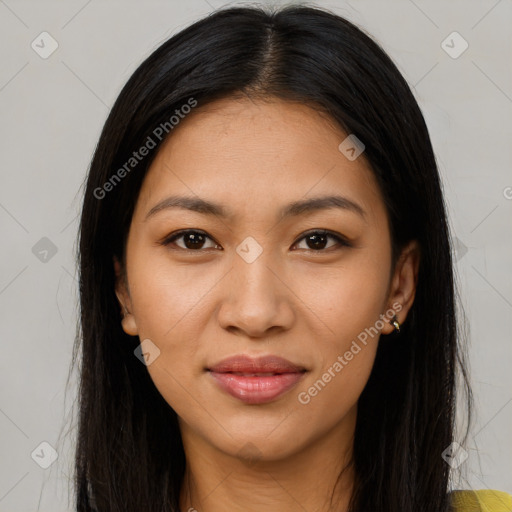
[[145, 194, 366, 221]]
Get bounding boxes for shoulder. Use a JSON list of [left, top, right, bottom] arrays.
[[449, 489, 512, 511]]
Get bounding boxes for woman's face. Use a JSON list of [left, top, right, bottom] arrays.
[[115, 96, 419, 462]]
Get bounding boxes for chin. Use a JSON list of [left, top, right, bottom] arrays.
[[210, 420, 310, 462]]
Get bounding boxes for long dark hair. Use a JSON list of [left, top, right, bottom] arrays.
[[72, 4, 471, 511]]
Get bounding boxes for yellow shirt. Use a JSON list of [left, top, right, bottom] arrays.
[[450, 490, 512, 511]]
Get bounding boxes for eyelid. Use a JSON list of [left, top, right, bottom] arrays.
[[159, 228, 351, 251]]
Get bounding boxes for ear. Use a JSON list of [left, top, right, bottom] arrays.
[[114, 256, 139, 336], [380, 240, 421, 335]]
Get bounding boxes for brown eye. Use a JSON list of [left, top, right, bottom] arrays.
[[293, 230, 350, 251], [161, 230, 220, 251]]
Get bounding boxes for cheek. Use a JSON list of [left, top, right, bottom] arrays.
[[125, 252, 219, 401], [127, 256, 212, 417], [128, 249, 219, 341], [292, 254, 388, 411], [294, 295, 381, 422], [296, 250, 390, 341]]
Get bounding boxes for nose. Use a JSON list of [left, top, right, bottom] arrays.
[[217, 250, 295, 339]]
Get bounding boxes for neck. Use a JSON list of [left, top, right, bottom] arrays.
[[179, 409, 356, 512]]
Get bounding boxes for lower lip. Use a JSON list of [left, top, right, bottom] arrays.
[[209, 371, 305, 404]]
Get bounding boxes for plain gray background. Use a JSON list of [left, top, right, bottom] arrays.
[[0, 0, 511, 510]]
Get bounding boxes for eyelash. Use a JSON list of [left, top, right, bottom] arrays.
[[159, 229, 351, 252]]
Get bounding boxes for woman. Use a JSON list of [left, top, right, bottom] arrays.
[[72, 5, 509, 511]]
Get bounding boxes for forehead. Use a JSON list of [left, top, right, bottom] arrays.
[[134, 97, 386, 226]]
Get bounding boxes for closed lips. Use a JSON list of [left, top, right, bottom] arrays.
[[207, 354, 307, 374], [227, 372, 293, 376], [207, 355, 308, 404]]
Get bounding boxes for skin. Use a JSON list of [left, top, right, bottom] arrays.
[[114, 96, 420, 512]]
